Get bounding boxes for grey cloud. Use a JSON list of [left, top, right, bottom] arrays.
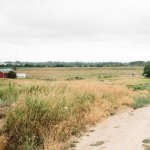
[[1, 0, 150, 38], [0, 0, 150, 62]]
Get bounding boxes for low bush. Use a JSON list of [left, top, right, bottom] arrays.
[[143, 64, 150, 78], [8, 71, 16, 79], [131, 96, 150, 109]]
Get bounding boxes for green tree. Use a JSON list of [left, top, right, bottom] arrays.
[[8, 71, 17, 78], [143, 64, 150, 78]]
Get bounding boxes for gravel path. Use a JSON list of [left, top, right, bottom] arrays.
[[75, 106, 150, 150]]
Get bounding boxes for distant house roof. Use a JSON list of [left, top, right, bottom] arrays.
[[0, 69, 15, 73]]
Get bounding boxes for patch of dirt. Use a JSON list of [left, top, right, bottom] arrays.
[[75, 106, 150, 150]]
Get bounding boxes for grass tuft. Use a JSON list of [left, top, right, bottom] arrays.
[[4, 97, 51, 149], [143, 139, 150, 144], [0, 82, 19, 106], [132, 96, 150, 109]]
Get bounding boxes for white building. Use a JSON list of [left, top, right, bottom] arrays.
[[17, 73, 26, 78]]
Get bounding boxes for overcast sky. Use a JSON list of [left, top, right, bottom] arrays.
[[0, 0, 150, 62]]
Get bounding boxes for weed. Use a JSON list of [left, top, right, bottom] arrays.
[[143, 138, 150, 150], [128, 84, 150, 91], [23, 136, 38, 150], [132, 96, 150, 109], [0, 82, 19, 106], [143, 139, 150, 144]]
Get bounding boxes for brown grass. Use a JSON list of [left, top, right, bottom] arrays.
[[0, 67, 147, 150], [18, 66, 143, 81], [0, 135, 8, 150]]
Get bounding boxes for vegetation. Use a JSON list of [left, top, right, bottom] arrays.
[[143, 64, 150, 78], [66, 76, 84, 81], [131, 96, 150, 109], [0, 82, 19, 105], [7, 71, 17, 79], [143, 139, 150, 144], [0, 61, 149, 68], [0, 67, 149, 150], [14, 66, 143, 81], [143, 139, 150, 150], [128, 83, 150, 91], [0, 80, 135, 149]]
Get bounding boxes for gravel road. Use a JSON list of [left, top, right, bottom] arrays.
[[75, 106, 150, 150]]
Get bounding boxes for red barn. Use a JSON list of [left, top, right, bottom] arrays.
[[0, 69, 15, 78]]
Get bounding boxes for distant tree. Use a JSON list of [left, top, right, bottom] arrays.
[[143, 64, 150, 78], [8, 71, 17, 78], [12, 66, 17, 71]]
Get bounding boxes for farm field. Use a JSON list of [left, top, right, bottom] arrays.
[[0, 66, 150, 150], [18, 66, 143, 81]]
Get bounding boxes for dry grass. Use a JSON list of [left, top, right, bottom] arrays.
[[18, 66, 143, 81], [0, 67, 148, 150], [0, 135, 8, 150], [2, 80, 136, 149]]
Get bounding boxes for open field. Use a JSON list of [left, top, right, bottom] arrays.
[[0, 67, 149, 150], [18, 67, 143, 81]]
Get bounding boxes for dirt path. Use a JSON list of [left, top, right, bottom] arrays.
[[75, 106, 150, 150]]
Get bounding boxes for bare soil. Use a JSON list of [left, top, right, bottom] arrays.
[[75, 106, 150, 150]]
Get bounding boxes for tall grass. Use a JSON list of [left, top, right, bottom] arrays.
[[1, 80, 136, 149], [0, 82, 19, 106]]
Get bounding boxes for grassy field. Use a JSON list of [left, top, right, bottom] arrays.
[[18, 66, 143, 80], [0, 67, 149, 150]]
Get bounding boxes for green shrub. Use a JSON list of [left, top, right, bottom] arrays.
[[143, 64, 150, 78], [143, 139, 150, 144], [8, 71, 16, 78], [132, 96, 150, 109]]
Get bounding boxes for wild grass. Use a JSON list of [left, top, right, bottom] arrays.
[[0, 80, 136, 150], [128, 83, 150, 91], [143, 138, 150, 150], [132, 96, 150, 109], [143, 139, 150, 144], [0, 67, 148, 150], [0, 82, 19, 106], [18, 67, 143, 81]]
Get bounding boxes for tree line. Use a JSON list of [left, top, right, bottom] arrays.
[[0, 61, 149, 68]]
